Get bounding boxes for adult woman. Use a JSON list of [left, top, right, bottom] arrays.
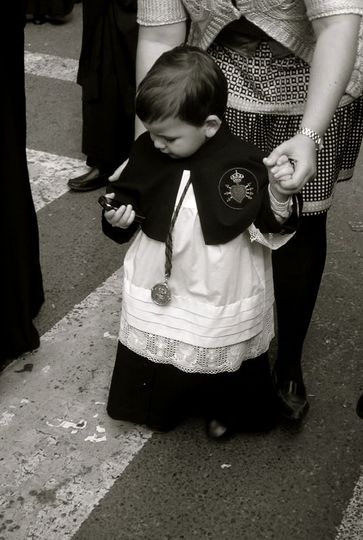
[[134, 1, 363, 421]]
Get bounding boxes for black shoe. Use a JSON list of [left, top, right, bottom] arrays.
[[357, 393, 363, 419], [272, 370, 309, 421], [67, 167, 109, 192]]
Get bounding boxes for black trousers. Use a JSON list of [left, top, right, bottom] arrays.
[[272, 212, 328, 378], [79, 0, 137, 171]]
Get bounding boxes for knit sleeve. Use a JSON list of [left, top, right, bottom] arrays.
[[305, 0, 363, 20], [137, 0, 188, 26]]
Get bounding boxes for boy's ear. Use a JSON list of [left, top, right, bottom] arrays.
[[204, 115, 222, 138]]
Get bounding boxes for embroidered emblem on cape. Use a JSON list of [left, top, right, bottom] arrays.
[[219, 168, 259, 210]]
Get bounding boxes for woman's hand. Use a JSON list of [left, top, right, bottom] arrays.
[[103, 193, 135, 229], [263, 134, 317, 195], [264, 154, 294, 201]]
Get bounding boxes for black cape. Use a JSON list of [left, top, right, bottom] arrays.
[[103, 123, 300, 246]]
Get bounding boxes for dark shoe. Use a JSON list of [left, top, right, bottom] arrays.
[[272, 370, 309, 421], [67, 167, 109, 192], [206, 419, 231, 440], [357, 393, 363, 419]]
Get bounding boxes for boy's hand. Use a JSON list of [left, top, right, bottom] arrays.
[[103, 193, 136, 229], [263, 155, 294, 202]]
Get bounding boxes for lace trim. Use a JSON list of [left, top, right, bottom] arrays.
[[248, 223, 293, 249], [268, 185, 293, 222], [119, 309, 274, 374]]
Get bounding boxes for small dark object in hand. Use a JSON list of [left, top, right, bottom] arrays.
[[98, 196, 146, 223]]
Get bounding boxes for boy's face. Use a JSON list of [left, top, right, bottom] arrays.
[[143, 117, 209, 159]]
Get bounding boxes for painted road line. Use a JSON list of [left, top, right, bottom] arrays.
[[27, 149, 88, 211], [335, 471, 363, 540], [25, 51, 78, 82], [0, 269, 152, 540]]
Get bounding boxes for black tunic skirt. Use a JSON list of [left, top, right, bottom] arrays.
[[107, 343, 277, 433]]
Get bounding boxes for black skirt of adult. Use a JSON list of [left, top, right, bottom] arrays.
[[0, 2, 44, 366]]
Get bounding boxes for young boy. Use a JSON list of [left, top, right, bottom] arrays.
[[102, 45, 299, 438]]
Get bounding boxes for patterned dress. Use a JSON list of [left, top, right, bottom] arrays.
[[209, 40, 363, 215]]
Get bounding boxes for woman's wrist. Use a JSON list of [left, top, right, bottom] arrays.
[[296, 126, 324, 152]]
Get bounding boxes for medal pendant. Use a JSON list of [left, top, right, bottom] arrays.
[[151, 281, 171, 306]]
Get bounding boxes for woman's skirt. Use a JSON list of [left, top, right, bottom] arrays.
[[209, 41, 363, 215]]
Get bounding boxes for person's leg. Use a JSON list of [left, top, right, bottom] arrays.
[[272, 212, 327, 419], [68, 2, 136, 191], [205, 353, 277, 438]]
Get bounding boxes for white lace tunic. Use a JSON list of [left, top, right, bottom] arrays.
[[119, 171, 293, 374]]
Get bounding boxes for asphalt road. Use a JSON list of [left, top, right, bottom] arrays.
[[0, 5, 362, 539]]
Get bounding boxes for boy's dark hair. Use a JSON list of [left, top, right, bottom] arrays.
[[135, 45, 228, 126]]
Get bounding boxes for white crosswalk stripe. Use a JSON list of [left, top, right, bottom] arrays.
[[25, 51, 78, 82], [0, 270, 152, 539], [27, 149, 88, 211], [335, 473, 363, 540]]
